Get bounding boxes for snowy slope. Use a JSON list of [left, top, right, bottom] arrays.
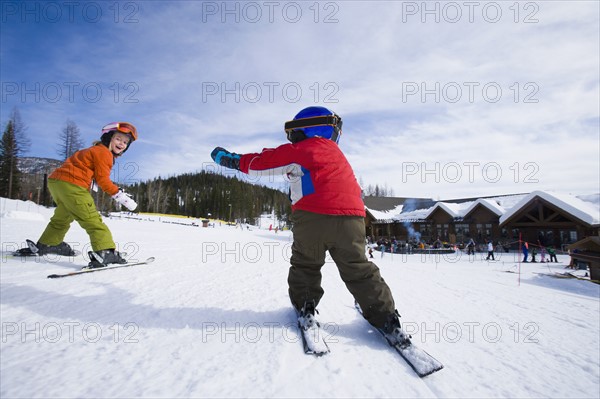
[[1, 198, 599, 398]]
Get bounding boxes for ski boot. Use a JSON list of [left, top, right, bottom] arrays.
[[298, 300, 318, 331], [36, 241, 77, 256], [14, 240, 76, 256], [87, 249, 127, 269], [13, 240, 40, 256], [382, 310, 412, 349]]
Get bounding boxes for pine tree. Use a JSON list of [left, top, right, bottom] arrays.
[[0, 121, 20, 198], [58, 119, 84, 160], [125, 170, 290, 222], [0, 108, 30, 199], [10, 108, 30, 155]]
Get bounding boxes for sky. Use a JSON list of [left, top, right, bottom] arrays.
[[1, 0, 599, 200]]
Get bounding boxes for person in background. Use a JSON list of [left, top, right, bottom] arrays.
[[485, 240, 495, 260], [467, 238, 476, 255], [547, 246, 558, 263]]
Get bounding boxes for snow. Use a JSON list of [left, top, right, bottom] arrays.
[[367, 204, 404, 222], [0, 210, 45, 222], [464, 198, 506, 217], [1, 198, 599, 398], [425, 202, 472, 219]]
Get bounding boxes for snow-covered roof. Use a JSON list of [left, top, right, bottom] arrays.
[[395, 207, 431, 222], [366, 191, 599, 226], [492, 194, 529, 209], [463, 198, 506, 217], [499, 190, 600, 226], [366, 204, 404, 222], [425, 201, 472, 219]]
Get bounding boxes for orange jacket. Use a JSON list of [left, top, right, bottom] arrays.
[[49, 143, 119, 195]]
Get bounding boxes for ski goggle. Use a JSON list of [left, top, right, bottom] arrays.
[[102, 122, 138, 141], [284, 114, 343, 142]]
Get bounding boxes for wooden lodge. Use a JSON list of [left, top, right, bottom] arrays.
[[365, 191, 600, 251]]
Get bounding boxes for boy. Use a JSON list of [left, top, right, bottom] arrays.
[[211, 106, 408, 345]]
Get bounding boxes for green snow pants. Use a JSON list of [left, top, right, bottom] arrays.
[[38, 179, 116, 251], [288, 210, 396, 329]]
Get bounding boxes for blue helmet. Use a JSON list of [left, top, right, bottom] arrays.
[[285, 106, 343, 144]]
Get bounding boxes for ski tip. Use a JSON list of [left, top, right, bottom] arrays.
[[306, 350, 330, 357], [145, 257, 156, 263], [417, 364, 444, 378], [47, 274, 59, 279]]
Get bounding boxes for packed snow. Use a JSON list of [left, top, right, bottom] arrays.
[[1, 198, 599, 398]]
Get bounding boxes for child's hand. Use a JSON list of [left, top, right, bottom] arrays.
[[211, 147, 241, 170], [112, 189, 138, 211]]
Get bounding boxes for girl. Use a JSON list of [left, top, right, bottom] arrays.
[[19, 122, 139, 268]]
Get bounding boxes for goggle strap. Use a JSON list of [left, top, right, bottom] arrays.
[[284, 115, 341, 132], [331, 129, 341, 143], [102, 122, 137, 140]]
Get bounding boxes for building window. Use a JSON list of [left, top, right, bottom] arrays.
[[545, 230, 554, 246], [485, 223, 492, 238], [455, 223, 469, 242], [476, 224, 483, 240], [436, 224, 449, 240], [421, 224, 431, 241], [570, 230, 577, 242], [559, 230, 578, 245]]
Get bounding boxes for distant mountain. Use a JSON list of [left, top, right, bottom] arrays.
[[17, 157, 62, 174]]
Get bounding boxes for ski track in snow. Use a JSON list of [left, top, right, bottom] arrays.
[[1, 199, 599, 398]]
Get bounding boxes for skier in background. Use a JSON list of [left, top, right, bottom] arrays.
[[522, 241, 529, 262], [210, 106, 409, 346], [467, 238, 476, 255], [547, 246, 558, 262], [485, 240, 495, 260], [16, 122, 139, 268]]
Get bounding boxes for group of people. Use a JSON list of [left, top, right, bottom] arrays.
[[465, 238, 497, 260], [522, 242, 559, 263], [465, 238, 507, 256], [465, 239, 560, 263], [367, 235, 564, 266], [21, 107, 413, 348], [368, 236, 445, 256]]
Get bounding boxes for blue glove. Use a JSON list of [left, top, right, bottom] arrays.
[[211, 147, 241, 170]]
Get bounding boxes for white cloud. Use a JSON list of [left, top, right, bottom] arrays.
[[2, 1, 598, 198]]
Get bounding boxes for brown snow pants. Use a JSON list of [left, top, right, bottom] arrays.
[[288, 210, 396, 329]]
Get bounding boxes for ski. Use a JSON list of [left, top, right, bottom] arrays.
[[11, 251, 82, 258], [355, 302, 444, 377], [294, 308, 330, 356], [47, 257, 155, 279], [533, 271, 596, 282]]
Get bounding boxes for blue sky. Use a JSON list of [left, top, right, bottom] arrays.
[[1, 1, 599, 199]]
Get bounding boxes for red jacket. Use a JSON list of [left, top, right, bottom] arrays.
[[239, 138, 365, 216]]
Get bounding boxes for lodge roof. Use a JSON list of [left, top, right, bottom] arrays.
[[362, 196, 435, 212], [363, 196, 436, 223], [366, 191, 600, 226], [499, 191, 600, 227]]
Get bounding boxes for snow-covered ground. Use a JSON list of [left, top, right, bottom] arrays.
[[1, 198, 599, 398]]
